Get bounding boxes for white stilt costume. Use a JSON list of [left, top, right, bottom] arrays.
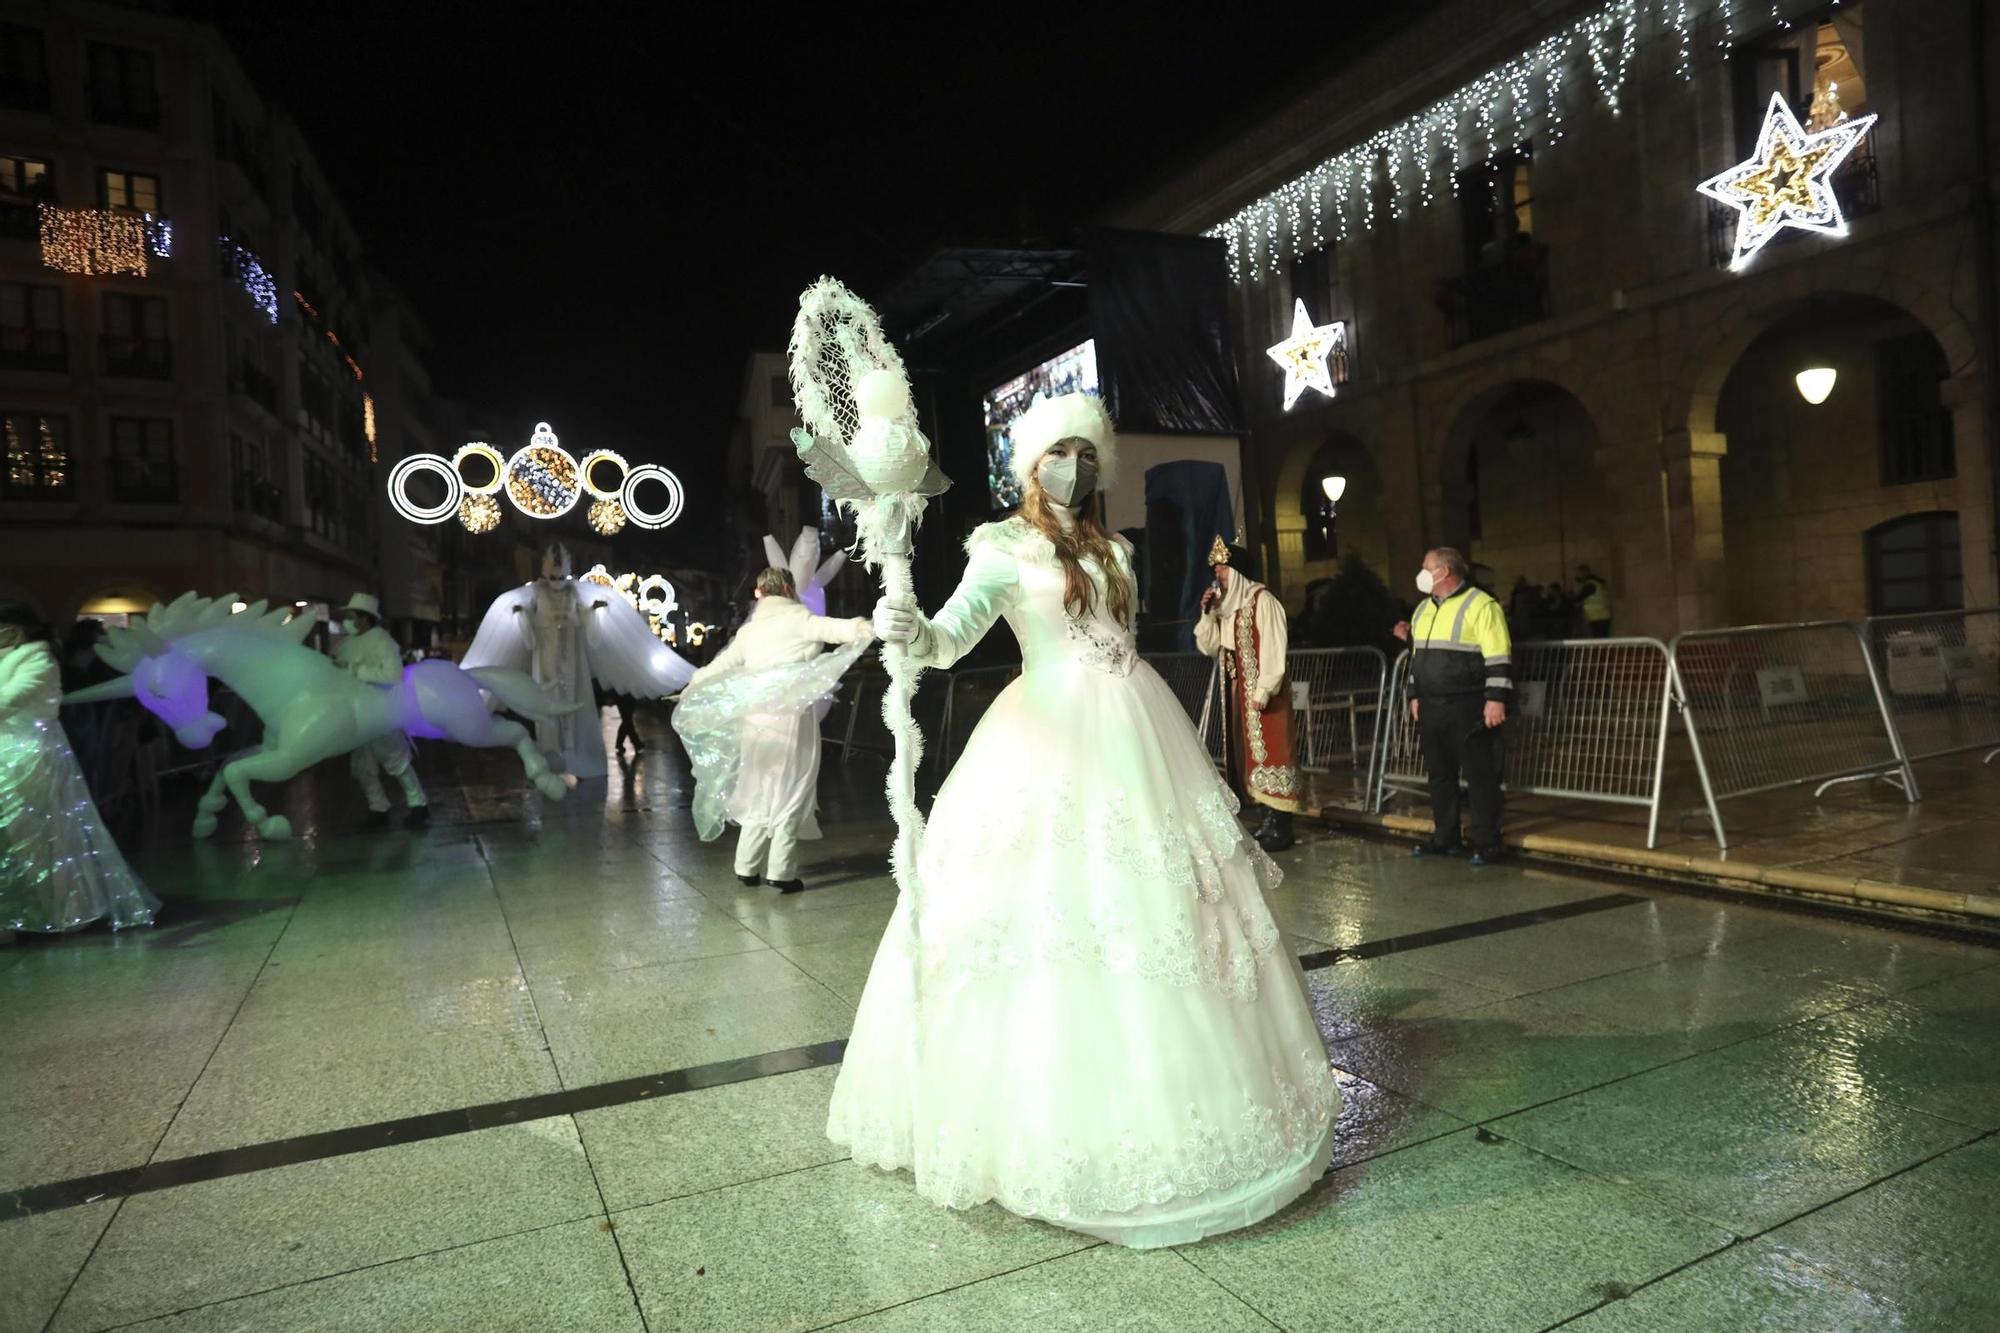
[[462, 543, 695, 779]]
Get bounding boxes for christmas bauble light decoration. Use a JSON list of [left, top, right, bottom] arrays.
[[1267, 300, 1346, 410], [1696, 93, 1878, 271], [588, 498, 627, 535], [505, 423, 582, 519], [458, 494, 501, 534]]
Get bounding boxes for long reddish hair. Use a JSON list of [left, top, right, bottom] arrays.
[[1021, 454, 1133, 629]]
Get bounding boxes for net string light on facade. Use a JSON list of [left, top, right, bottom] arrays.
[[1206, 0, 1772, 282], [39, 204, 150, 276], [219, 237, 279, 323]]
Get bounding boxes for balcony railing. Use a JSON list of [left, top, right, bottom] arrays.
[[1707, 132, 1880, 269], [0, 327, 65, 372], [101, 334, 171, 379], [1435, 241, 1551, 349]]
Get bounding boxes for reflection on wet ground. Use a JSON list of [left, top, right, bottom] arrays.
[[4, 711, 1997, 1331]]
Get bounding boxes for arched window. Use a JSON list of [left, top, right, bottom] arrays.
[[1866, 512, 1961, 614]]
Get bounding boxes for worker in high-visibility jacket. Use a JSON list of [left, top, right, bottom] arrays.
[[1393, 547, 1511, 864], [1576, 564, 1612, 638]]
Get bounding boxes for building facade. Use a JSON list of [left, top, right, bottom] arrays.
[[1106, 0, 1997, 638], [0, 1, 441, 631]]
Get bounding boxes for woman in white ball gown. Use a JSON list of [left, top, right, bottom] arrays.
[[0, 602, 158, 936], [829, 394, 1337, 1247]]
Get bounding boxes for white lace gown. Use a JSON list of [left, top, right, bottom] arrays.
[[829, 516, 1338, 1247]]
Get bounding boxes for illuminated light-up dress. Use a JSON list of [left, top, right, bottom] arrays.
[[829, 515, 1338, 1248], [0, 639, 158, 933]]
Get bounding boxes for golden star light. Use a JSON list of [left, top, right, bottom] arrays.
[[1697, 93, 1877, 271], [1266, 300, 1346, 410]]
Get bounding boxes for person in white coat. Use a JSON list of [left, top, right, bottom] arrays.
[[333, 592, 427, 828], [1, 600, 157, 937], [675, 568, 873, 892]]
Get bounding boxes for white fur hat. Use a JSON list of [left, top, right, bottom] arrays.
[[1009, 393, 1118, 493], [341, 592, 381, 619]]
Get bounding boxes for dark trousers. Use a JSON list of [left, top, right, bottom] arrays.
[[1418, 693, 1504, 852]]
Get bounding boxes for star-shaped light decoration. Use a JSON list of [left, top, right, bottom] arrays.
[[1697, 93, 1878, 271], [1266, 299, 1347, 410]]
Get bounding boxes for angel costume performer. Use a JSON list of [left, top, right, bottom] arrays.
[[462, 543, 695, 779], [672, 568, 872, 890], [0, 607, 158, 934], [830, 394, 1337, 1248]]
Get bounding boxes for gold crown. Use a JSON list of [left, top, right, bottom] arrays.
[[1207, 536, 1231, 567]]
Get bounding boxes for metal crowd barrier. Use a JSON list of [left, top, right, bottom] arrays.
[[1863, 607, 2000, 768], [1374, 638, 1677, 847], [934, 665, 1019, 774], [1670, 620, 1918, 849], [1143, 651, 1227, 768], [1287, 647, 1392, 780]]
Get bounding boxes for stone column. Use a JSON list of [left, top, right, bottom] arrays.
[[1944, 373, 1998, 610], [1597, 428, 1730, 638]]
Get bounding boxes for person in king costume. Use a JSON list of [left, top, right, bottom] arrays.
[[333, 592, 428, 828], [671, 566, 873, 893], [1194, 537, 1302, 852], [831, 392, 1337, 1249], [461, 542, 696, 779]]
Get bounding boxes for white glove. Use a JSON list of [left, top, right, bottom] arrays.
[[850, 617, 875, 644], [872, 597, 922, 645]]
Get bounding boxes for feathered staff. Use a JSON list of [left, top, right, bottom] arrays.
[[787, 276, 949, 967]]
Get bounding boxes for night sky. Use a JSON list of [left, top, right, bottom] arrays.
[[184, 3, 1396, 554]]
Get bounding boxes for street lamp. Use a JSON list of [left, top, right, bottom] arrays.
[[1795, 364, 1837, 405], [1320, 475, 1346, 509]]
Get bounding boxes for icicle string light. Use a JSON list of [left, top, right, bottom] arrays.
[[1208, 0, 1781, 282]]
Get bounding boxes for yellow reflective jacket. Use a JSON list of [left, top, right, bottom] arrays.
[[1411, 585, 1512, 703]]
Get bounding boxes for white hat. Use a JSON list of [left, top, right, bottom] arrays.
[[1008, 393, 1118, 493], [341, 592, 382, 620]]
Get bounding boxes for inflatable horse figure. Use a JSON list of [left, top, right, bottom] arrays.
[[66, 592, 573, 840]]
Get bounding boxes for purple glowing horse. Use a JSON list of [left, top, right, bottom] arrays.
[[66, 592, 573, 839]]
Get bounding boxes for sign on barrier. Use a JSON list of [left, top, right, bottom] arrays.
[[1670, 620, 1919, 850], [1863, 607, 2000, 767]]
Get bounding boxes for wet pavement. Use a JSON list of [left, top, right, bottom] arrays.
[[4, 712, 1999, 1331]]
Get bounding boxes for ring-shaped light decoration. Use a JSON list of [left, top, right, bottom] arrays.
[[505, 423, 582, 519], [636, 575, 677, 616], [579, 449, 629, 502], [453, 442, 506, 497], [620, 464, 685, 530], [388, 453, 463, 524], [580, 563, 617, 588]]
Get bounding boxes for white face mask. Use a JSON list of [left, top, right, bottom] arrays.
[[1037, 454, 1099, 507], [1416, 569, 1436, 596]]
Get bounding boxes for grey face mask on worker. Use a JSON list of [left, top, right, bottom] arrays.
[[1037, 455, 1099, 507]]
